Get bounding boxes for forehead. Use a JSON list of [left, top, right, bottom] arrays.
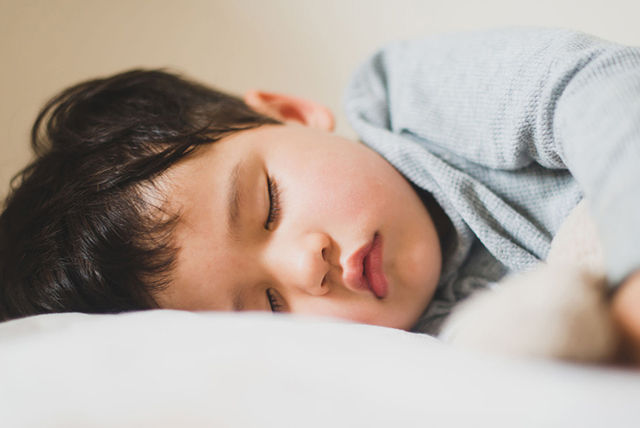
[[153, 137, 242, 307]]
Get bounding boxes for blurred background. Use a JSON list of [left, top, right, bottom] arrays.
[[2, 0, 640, 199]]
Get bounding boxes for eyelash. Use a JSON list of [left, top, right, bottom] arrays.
[[266, 288, 285, 312], [265, 175, 281, 230]]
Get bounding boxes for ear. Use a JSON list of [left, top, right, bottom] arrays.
[[243, 90, 335, 132]]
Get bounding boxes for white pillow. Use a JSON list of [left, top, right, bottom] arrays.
[[1, 310, 639, 427]]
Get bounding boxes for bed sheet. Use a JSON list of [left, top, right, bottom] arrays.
[[1, 310, 639, 427]]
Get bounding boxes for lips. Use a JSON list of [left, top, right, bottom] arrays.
[[364, 233, 388, 298], [342, 233, 388, 299]]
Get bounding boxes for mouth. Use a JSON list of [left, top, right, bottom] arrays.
[[343, 232, 388, 299]]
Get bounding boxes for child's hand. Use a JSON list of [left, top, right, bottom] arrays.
[[612, 271, 640, 366]]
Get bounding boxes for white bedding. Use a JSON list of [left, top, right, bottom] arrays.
[[1, 310, 639, 427]]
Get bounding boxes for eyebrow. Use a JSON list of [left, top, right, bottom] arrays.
[[226, 160, 244, 240]]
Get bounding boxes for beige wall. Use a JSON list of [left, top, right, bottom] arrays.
[[2, 0, 640, 199]]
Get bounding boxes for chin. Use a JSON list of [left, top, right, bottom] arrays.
[[380, 310, 422, 331]]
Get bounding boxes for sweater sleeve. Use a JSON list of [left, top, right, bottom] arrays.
[[347, 27, 640, 286], [553, 34, 640, 286]]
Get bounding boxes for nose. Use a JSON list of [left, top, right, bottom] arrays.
[[268, 231, 331, 296]]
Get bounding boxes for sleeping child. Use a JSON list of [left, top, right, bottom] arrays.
[[1, 27, 639, 363]]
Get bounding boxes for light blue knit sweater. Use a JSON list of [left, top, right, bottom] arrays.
[[343, 28, 640, 334]]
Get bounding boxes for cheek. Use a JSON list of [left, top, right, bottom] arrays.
[[295, 163, 387, 220]]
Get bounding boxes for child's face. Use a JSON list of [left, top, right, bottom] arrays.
[[157, 124, 442, 330]]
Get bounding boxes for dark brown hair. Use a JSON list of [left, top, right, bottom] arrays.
[[0, 69, 280, 321]]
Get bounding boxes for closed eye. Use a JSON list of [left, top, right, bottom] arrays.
[[266, 288, 286, 312], [264, 175, 281, 230]]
